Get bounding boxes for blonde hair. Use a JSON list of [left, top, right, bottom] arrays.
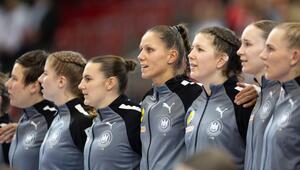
[[48, 51, 86, 98], [276, 22, 300, 49]]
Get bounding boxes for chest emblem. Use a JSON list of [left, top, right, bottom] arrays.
[[159, 116, 171, 133], [260, 91, 273, 120], [47, 121, 64, 148], [98, 130, 113, 149], [207, 120, 223, 138], [23, 131, 37, 149]]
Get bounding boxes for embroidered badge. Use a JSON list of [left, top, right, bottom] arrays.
[[159, 116, 171, 133], [98, 130, 113, 149], [207, 120, 223, 138], [23, 131, 37, 149]]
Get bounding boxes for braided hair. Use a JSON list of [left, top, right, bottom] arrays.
[[48, 51, 86, 98], [199, 26, 242, 78]]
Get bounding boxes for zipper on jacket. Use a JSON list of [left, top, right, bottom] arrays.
[[87, 123, 95, 170], [249, 90, 263, 170], [194, 93, 210, 154], [146, 93, 159, 170]]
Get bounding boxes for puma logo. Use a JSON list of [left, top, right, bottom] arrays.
[[105, 122, 116, 129], [289, 98, 295, 108], [216, 106, 228, 118], [30, 121, 41, 130], [163, 103, 175, 114]]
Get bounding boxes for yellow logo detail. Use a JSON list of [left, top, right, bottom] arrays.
[[187, 110, 195, 125], [141, 108, 145, 122]]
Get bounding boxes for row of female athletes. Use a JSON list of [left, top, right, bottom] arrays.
[[0, 20, 299, 170]]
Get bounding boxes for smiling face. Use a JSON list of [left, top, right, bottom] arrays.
[[38, 59, 60, 102], [188, 33, 220, 83], [78, 62, 108, 108], [5, 63, 34, 108], [138, 31, 175, 85], [237, 25, 266, 75], [260, 28, 292, 82]]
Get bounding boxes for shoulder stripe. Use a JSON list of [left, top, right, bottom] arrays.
[[75, 104, 89, 116], [43, 105, 57, 112], [119, 104, 141, 112]]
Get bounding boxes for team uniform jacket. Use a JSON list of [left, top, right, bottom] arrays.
[[0, 114, 10, 165], [84, 95, 141, 170], [244, 77, 281, 170], [140, 75, 202, 170], [8, 100, 57, 170], [39, 98, 93, 170], [260, 76, 300, 170], [185, 77, 252, 170]]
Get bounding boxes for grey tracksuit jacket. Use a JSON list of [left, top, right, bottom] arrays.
[[84, 95, 141, 170], [260, 76, 300, 170], [9, 100, 57, 170], [0, 114, 10, 165], [39, 98, 93, 170], [185, 77, 252, 170], [140, 75, 202, 170], [244, 77, 281, 170]]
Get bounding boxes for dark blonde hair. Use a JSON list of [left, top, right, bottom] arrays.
[[198, 26, 241, 78], [48, 51, 86, 98], [90, 55, 137, 94], [147, 24, 191, 73], [276, 22, 300, 49], [252, 20, 279, 39]]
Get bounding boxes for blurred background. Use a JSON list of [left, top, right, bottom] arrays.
[[0, 0, 299, 109]]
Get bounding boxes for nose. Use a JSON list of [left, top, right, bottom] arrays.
[[137, 50, 145, 62], [237, 46, 244, 56], [188, 49, 195, 60], [5, 79, 10, 89], [38, 74, 44, 83], [78, 79, 84, 90]]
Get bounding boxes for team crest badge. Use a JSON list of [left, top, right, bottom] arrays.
[[23, 132, 37, 149], [98, 130, 113, 149], [159, 116, 171, 133], [207, 120, 223, 138]]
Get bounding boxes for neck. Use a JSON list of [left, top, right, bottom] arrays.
[[97, 92, 120, 109], [152, 69, 177, 86], [26, 94, 44, 108], [55, 91, 77, 106], [255, 70, 265, 85], [201, 73, 228, 96], [280, 68, 300, 83]]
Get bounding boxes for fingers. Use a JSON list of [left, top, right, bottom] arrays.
[[0, 123, 17, 143], [235, 85, 258, 106], [236, 82, 247, 88], [242, 99, 257, 108]]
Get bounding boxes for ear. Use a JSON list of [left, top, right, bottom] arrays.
[[29, 81, 41, 94], [289, 49, 300, 66], [105, 77, 118, 91], [58, 76, 67, 89], [167, 49, 179, 65], [216, 53, 229, 69]]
